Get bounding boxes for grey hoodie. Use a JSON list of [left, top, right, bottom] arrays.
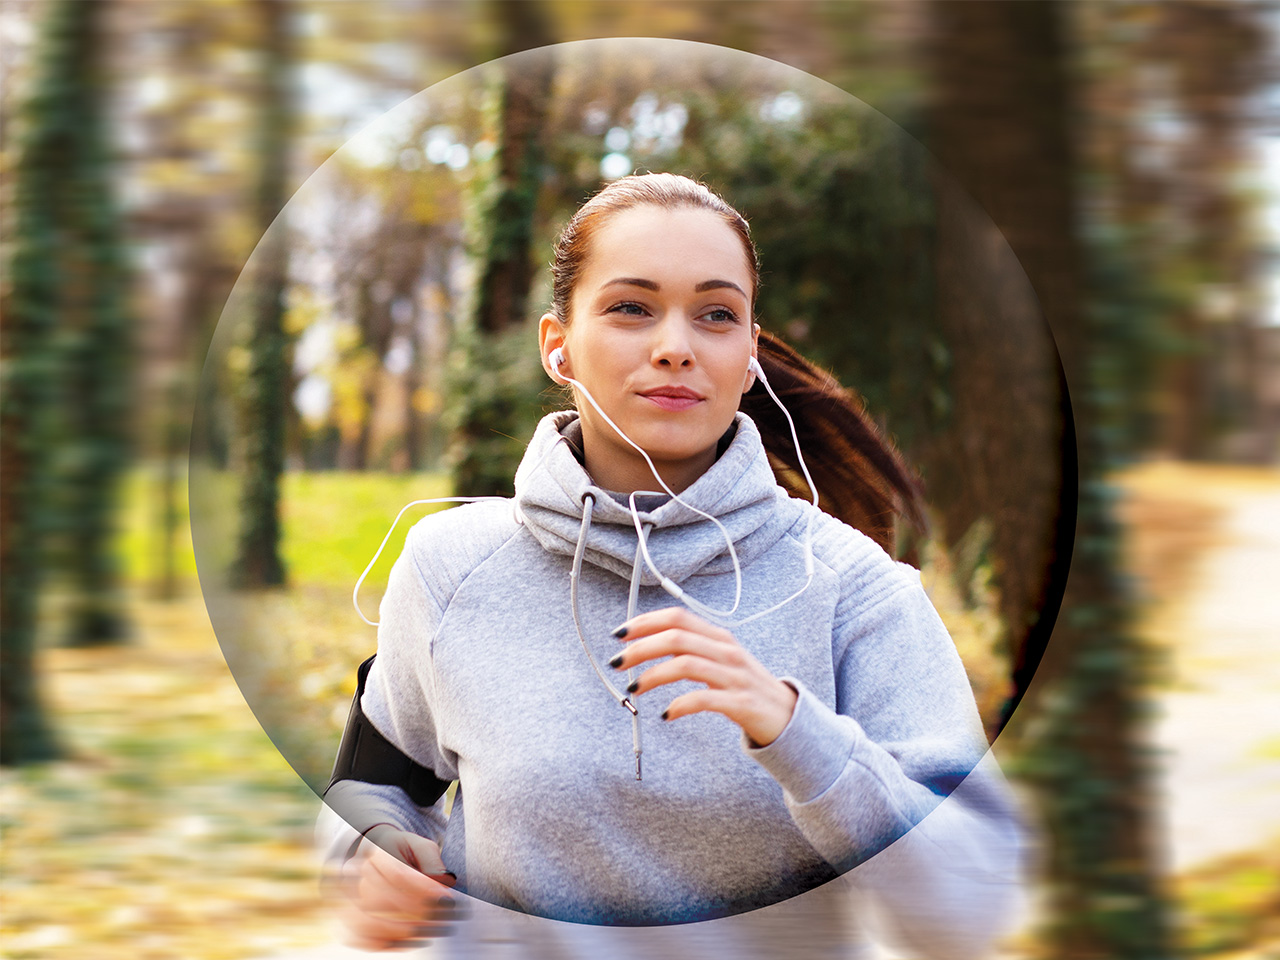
[[321, 411, 1023, 953]]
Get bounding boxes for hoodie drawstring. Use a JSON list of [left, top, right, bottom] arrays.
[[570, 491, 647, 781], [624, 525, 652, 780]]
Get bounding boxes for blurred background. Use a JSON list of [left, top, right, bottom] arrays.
[[2, 2, 1278, 959]]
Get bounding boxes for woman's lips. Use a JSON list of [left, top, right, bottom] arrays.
[[639, 388, 703, 412]]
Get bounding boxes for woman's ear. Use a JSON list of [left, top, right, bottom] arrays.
[[539, 312, 569, 383], [743, 323, 761, 393]]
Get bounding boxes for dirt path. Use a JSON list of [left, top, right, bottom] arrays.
[[1137, 466, 1280, 872]]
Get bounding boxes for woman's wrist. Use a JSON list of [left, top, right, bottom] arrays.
[[748, 679, 800, 748]]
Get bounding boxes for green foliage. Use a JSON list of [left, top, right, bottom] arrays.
[[1012, 297, 1177, 956], [693, 98, 942, 444], [182, 468, 459, 786], [444, 320, 556, 497], [541, 67, 944, 450], [1083, 219, 1182, 463]]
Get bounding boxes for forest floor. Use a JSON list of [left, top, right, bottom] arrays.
[[1, 462, 1278, 960], [1117, 462, 1280, 959]]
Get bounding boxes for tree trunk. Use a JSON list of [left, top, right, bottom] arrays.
[[924, 2, 1174, 955], [450, 0, 554, 497], [231, 0, 293, 588], [0, 0, 123, 760], [30, 0, 134, 648]]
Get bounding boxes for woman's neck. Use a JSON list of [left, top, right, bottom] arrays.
[[568, 417, 739, 495], [581, 446, 714, 496]]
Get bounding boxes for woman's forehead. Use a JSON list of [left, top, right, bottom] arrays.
[[577, 205, 753, 293]]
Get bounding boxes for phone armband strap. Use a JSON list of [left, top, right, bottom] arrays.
[[324, 655, 451, 808]]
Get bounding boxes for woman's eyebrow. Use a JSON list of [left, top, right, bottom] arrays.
[[604, 277, 660, 291], [695, 279, 747, 297], [602, 277, 747, 298]]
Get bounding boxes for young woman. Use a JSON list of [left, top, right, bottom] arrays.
[[319, 174, 1023, 957]]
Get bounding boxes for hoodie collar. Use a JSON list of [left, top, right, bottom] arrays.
[[514, 410, 788, 586]]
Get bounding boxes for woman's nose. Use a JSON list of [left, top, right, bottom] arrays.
[[652, 318, 694, 368]]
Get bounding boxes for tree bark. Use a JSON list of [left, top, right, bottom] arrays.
[[451, 0, 555, 496], [0, 0, 122, 760], [34, 0, 134, 648], [924, 2, 1174, 955], [232, 0, 293, 588]]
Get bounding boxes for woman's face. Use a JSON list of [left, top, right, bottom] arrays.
[[539, 205, 759, 494]]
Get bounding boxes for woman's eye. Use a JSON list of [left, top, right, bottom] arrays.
[[702, 308, 739, 324], [608, 302, 648, 316]]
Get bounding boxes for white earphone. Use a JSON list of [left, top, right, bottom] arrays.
[[357, 343, 815, 628], [542, 342, 817, 626]]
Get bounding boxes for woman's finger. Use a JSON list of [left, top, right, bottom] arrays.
[[366, 826, 455, 879], [366, 853, 457, 919], [387, 830, 456, 883], [610, 627, 742, 672], [366, 835, 453, 890], [610, 606, 797, 744], [628, 653, 737, 696], [613, 605, 736, 645], [661, 687, 754, 724], [663, 680, 798, 747], [333, 828, 462, 950]]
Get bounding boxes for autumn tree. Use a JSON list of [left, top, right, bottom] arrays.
[[449, 0, 555, 496], [36, 0, 134, 648], [231, 0, 295, 588], [118, 0, 253, 599], [0, 0, 74, 760], [925, 2, 1173, 954]]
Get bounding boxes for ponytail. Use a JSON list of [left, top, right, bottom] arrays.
[[741, 331, 927, 555]]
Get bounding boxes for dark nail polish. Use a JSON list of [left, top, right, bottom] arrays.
[[608, 653, 624, 669], [436, 896, 455, 908], [626, 679, 639, 694], [611, 625, 628, 639], [661, 709, 670, 721]]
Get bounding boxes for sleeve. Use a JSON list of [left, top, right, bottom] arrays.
[[316, 523, 461, 864], [745, 560, 1026, 959]]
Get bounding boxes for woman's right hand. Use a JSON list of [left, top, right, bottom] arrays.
[[334, 825, 460, 951]]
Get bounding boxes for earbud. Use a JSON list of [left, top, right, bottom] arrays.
[[549, 347, 566, 375], [747, 355, 766, 382]]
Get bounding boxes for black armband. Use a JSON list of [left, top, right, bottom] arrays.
[[325, 655, 451, 808]]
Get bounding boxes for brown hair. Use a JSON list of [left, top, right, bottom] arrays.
[[550, 173, 925, 553]]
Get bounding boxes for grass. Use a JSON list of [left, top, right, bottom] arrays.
[[121, 466, 453, 591]]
